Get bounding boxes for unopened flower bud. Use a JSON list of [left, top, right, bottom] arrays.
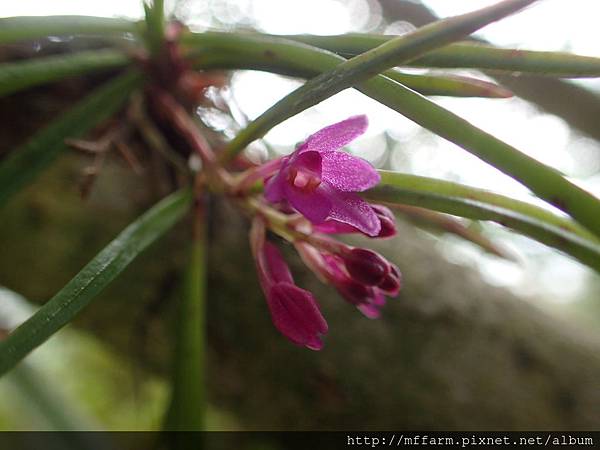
[[378, 263, 402, 295], [336, 280, 375, 306], [343, 248, 389, 286], [371, 204, 397, 238]]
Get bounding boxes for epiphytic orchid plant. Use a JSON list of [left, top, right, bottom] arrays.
[[1, 0, 600, 431]]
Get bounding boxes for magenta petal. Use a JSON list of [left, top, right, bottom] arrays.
[[291, 150, 322, 176], [325, 188, 381, 236], [284, 183, 332, 224], [357, 290, 386, 319], [321, 151, 380, 192], [298, 115, 368, 154], [313, 220, 358, 234], [264, 242, 294, 284], [264, 173, 286, 203], [268, 282, 328, 350]]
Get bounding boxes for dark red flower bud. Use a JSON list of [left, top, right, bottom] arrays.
[[336, 280, 375, 306], [343, 248, 389, 286], [378, 263, 402, 296], [371, 204, 397, 238]]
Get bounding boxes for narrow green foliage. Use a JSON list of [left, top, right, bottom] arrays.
[[0, 16, 137, 44], [188, 33, 512, 98], [366, 173, 600, 273], [0, 49, 129, 98], [0, 189, 192, 377], [143, 0, 166, 57], [358, 79, 600, 238], [393, 205, 516, 260], [0, 71, 141, 208], [220, 0, 536, 160], [383, 70, 512, 98], [377, 171, 598, 242], [164, 205, 207, 432], [285, 34, 600, 78]]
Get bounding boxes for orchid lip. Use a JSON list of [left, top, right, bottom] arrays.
[[287, 167, 322, 192]]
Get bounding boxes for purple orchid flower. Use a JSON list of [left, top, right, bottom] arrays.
[[251, 219, 328, 350], [264, 115, 382, 236]]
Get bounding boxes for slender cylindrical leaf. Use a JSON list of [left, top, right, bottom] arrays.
[[219, 0, 537, 160], [0, 70, 141, 208], [0, 189, 192, 377], [383, 71, 511, 98], [0, 15, 138, 44], [189, 34, 511, 98], [0, 49, 130, 98], [164, 203, 206, 432], [365, 173, 600, 273], [284, 34, 600, 78], [358, 78, 600, 238], [376, 171, 598, 242], [143, 0, 166, 57], [392, 204, 516, 261]]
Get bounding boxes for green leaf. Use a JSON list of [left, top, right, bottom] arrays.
[[0, 189, 192, 377], [0, 15, 138, 44], [0, 49, 129, 98], [284, 34, 600, 78], [143, 0, 166, 57], [391, 205, 516, 261], [383, 70, 512, 98], [365, 172, 600, 273], [219, 0, 536, 160], [164, 205, 206, 432], [0, 70, 141, 208], [376, 171, 597, 242], [183, 33, 600, 237], [358, 77, 600, 238], [188, 33, 512, 98]]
